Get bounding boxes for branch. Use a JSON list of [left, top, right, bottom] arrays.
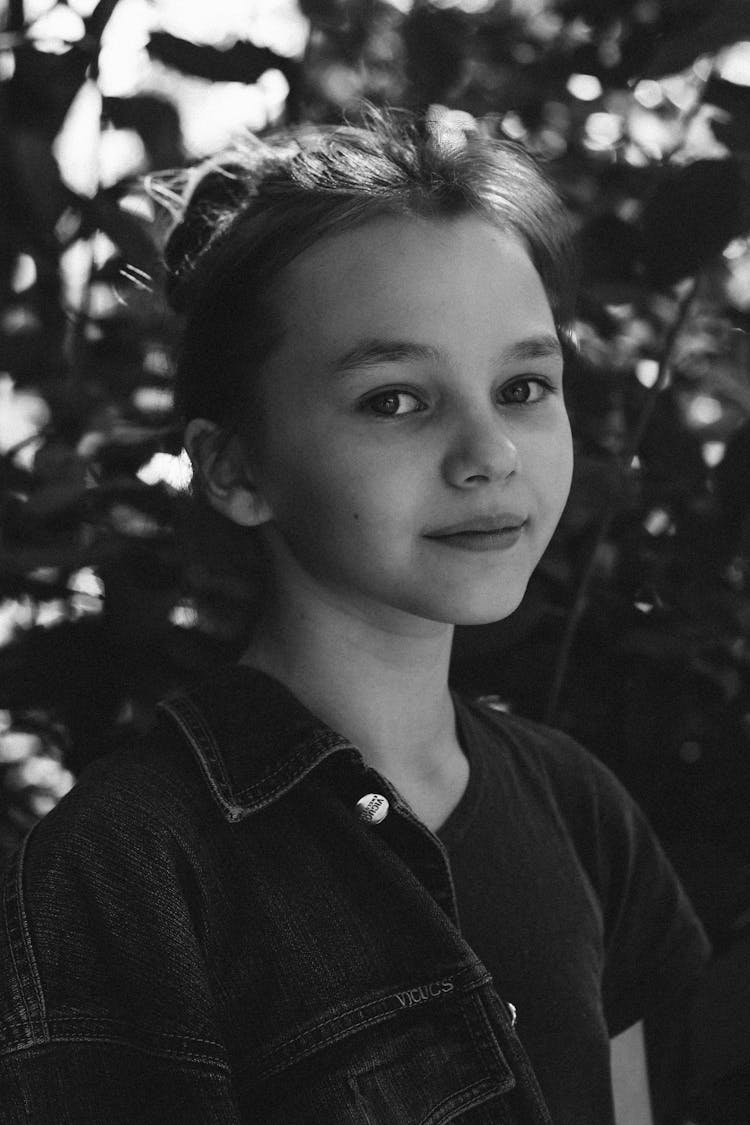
[[543, 277, 700, 726], [8, 0, 24, 34], [85, 0, 122, 46]]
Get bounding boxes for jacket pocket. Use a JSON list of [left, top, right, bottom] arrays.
[[238, 980, 519, 1124]]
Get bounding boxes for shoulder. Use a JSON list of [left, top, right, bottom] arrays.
[[0, 716, 227, 1000], [457, 694, 589, 763], [0, 723, 227, 1056], [53, 711, 212, 824], [456, 694, 624, 813], [455, 695, 664, 899], [459, 696, 710, 1016], [14, 713, 226, 915]]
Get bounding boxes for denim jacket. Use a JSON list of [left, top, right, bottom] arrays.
[[0, 665, 555, 1123]]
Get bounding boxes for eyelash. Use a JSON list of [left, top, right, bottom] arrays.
[[361, 377, 554, 418]]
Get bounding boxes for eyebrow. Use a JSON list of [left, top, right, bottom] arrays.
[[328, 333, 563, 376]]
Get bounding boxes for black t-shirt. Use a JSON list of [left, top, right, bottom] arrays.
[[439, 696, 710, 1124]]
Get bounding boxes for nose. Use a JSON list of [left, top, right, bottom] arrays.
[[442, 411, 519, 488]]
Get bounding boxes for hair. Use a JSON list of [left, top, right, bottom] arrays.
[[160, 105, 578, 431]]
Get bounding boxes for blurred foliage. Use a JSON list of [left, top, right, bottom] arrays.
[[1, 0, 750, 954]]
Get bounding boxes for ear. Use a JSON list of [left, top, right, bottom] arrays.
[[183, 418, 272, 528]]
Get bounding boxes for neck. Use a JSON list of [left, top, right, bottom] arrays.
[[240, 579, 466, 820]]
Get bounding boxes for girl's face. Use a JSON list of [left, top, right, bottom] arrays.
[[247, 214, 573, 629]]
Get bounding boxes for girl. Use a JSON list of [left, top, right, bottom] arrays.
[[0, 108, 708, 1124]]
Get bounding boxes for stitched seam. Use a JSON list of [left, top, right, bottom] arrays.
[[1, 1034, 232, 1070], [461, 1001, 493, 1083], [257, 1003, 406, 1080], [48, 1016, 224, 1049], [1, 855, 30, 1035], [233, 732, 348, 796], [255, 971, 490, 1079], [419, 1077, 499, 1125], [13, 838, 48, 1033], [235, 743, 353, 812], [173, 697, 233, 789], [159, 699, 237, 814], [461, 990, 515, 1094], [262, 993, 396, 1059], [259, 972, 481, 1061], [160, 699, 352, 815], [2, 836, 48, 1041]]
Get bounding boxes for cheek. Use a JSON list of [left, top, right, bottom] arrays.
[[260, 442, 368, 552], [266, 433, 406, 527], [528, 419, 573, 519], [556, 428, 574, 508]]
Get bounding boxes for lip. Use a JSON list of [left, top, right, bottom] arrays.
[[423, 515, 528, 553], [424, 514, 527, 537]]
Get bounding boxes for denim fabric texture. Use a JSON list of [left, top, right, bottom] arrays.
[[0, 665, 553, 1124]]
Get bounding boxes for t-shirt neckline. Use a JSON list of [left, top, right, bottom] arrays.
[[437, 695, 488, 848]]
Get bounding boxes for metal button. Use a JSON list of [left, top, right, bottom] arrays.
[[356, 793, 389, 825]]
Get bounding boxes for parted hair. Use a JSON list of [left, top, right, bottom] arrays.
[[159, 105, 577, 431]]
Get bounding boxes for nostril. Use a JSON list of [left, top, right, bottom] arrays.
[[442, 428, 519, 488]]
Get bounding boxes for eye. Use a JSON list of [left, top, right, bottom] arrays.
[[499, 378, 550, 405], [363, 391, 425, 416]]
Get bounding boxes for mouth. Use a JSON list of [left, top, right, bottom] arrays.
[[424, 516, 527, 552]]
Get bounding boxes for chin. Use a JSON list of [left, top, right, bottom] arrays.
[[450, 605, 524, 627], [422, 587, 529, 627]]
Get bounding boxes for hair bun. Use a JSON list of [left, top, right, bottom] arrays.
[[151, 155, 258, 313]]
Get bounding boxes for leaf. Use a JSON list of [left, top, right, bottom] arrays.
[[703, 75, 750, 154], [84, 0, 123, 45], [2, 129, 68, 257], [0, 618, 121, 772], [80, 190, 162, 282], [6, 45, 92, 141], [677, 354, 750, 415], [644, 0, 750, 78], [92, 477, 178, 528], [0, 541, 116, 586], [564, 455, 632, 532], [106, 502, 166, 539], [103, 95, 184, 168], [715, 420, 750, 526], [640, 158, 750, 288], [402, 6, 467, 107], [703, 74, 750, 121], [13, 444, 88, 522], [578, 213, 644, 286], [146, 31, 287, 85]]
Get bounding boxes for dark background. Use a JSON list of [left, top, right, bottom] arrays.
[[1, 0, 749, 968]]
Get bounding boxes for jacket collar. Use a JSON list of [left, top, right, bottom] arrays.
[[158, 664, 360, 823]]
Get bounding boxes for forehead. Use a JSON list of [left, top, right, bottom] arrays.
[[267, 214, 557, 369]]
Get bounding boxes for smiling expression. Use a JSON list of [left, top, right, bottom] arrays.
[[245, 214, 574, 628]]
